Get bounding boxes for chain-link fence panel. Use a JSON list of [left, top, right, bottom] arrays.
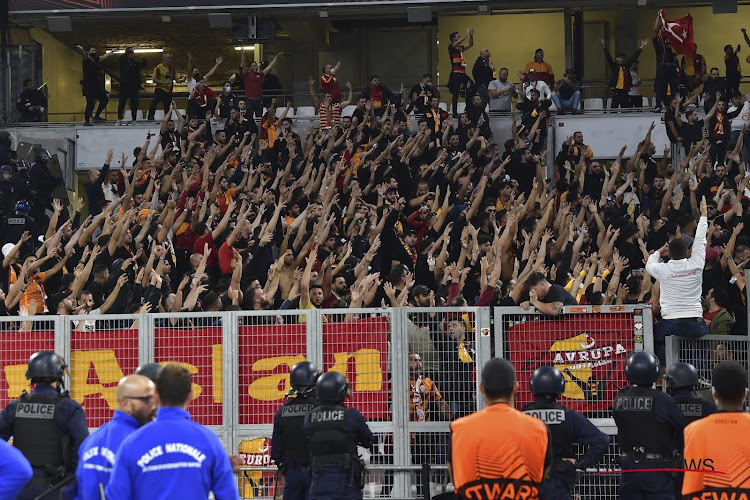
[[236, 434, 279, 500], [237, 310, 311, 427], [322, 309, 392, 421], [665, 334, 750, 400], [575, 432, 622, 499], [68, 314, 142, 428], [151, 312, 229, 445], [494, 305, 652, 418], [0, 316, 58, 411]]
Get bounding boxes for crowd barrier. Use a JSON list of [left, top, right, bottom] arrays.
[[665, 334, 750, 391], [0, 305, 656, 499]]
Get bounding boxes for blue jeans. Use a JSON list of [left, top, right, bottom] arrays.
[[552, 91, 581, 111], [653, 318, 709, 364]]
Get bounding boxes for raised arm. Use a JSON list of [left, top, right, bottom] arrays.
[[262, 52, 283, 76]]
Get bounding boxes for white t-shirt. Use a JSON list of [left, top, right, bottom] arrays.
[[186, 78, 197, 96], [523, 80, 551, 100], [629, 70, 642, 97], [645, 216, 707, 319], [75, 308, 101, 332], [728, 101, 750, 132]]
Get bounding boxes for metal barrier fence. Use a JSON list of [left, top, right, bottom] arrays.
[[665, 334, 750, 390], [0, 306, 654, 498]]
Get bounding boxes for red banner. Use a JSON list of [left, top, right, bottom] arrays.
[[507, 314, 636, 414], [323, 316, 391, 421], [1, 318, 391, 429]]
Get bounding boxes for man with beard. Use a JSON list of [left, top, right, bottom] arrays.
[[159, 102, 184, 151], [73, 375, 156, 500], [407, 74, 436, 114], [488, 68, 517, 112]]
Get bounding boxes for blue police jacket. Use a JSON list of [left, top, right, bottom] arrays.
[[565, 409, 609, 467], [0, 384, 89, 468], [73, 410, 140, 500], [104, 407, 238, 500], [0, 439, 33, 498]]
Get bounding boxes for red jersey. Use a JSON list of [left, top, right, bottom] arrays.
[[320, 74, 342, 102], [243, 71, 264, 99], [193, 233, 219, 268]]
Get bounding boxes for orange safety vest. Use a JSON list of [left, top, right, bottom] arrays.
[[450, 403, 548, 499], [682, 411, 750, 498]]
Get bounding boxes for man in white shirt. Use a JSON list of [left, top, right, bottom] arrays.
[[646, 196, 709, 363], [728, 92, 749, 167], [520, 68, 551, 100]]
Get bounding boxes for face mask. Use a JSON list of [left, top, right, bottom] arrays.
[[225, 86, 232, 93]]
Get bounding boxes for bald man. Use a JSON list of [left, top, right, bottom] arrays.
[[72, 375, 156, 500]]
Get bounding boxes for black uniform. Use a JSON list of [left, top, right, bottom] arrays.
[[613, 386, 686, 499], [0, 384, 89, 499], [271, 394, 317, 499], [118, 53, 148, 121], [522, 396, 609, 499], [304, 403, 375, 500], [17, 89, 47, 122], [82, 53, 109, 123]]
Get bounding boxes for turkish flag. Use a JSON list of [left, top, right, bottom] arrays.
[[659, 9, 695, 56]]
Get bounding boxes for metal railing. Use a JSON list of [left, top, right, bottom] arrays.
[[0, 305, 657, 498]]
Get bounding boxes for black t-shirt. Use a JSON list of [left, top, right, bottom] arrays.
[[543, 284, 578, 306], [664, 108, 678, 142], [680, 119, 704, 151], [505, 160, 536, 197], [82, 54, 100, 84]]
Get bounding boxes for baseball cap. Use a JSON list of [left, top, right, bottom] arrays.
[[2, 243, 15, 258], [411, 285, 431, 298], [528, 68, 536, 73], [385, 186, 398, 194], [705, 247, 721, 263], [47, 289, 72, 313]]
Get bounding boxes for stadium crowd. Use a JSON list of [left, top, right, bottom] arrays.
[[3, 23, 750, 351]]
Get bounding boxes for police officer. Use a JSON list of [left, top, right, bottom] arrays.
[[304, 371, 375, 500], [522, 366, 609, 499], [134, 362, 164, 382], [73, 374, 156, 500], [105, 363, 238, 499], [271, 361, 319, 499], [3, 199, 40, 248], [0, 351, 89, 500], [0, 164, 16, 216], [664, 362, 716, 499], [29, 148, 62, 227], [664, 362, 716, 423], [613, 351, 686, 499]]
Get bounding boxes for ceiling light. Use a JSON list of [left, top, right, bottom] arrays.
[[112, 48, 164, 54], [234, 46, 256, 51], [161, 15, 171, 22], [319, 10, 329, 17]]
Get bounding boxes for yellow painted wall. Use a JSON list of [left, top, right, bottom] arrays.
[[583, 10, 617, 52], [634, 6, 750, 93], [30, 28, 86, 121], [437, 13, 565, 87]]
